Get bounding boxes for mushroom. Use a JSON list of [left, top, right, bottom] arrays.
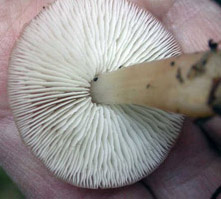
[[91, 49, 221, 117], [8, 0, 184, 188]]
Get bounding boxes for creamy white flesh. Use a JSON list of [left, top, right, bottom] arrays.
[[8, 0, 183, 188]]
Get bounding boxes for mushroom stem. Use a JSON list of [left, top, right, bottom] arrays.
[[91, 50, 221, 117]]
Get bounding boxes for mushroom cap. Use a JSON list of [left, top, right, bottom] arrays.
[[8, 0, 183, 188]]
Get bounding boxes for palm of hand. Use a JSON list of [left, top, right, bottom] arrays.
[[0, 0, 221, 198]]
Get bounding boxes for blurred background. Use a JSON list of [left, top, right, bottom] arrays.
[[0, 167, 24, 199]]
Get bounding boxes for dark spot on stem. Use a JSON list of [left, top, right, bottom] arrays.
[[176, 68, 184, 83], [146, 84, 151, 89], [119, 65, 123, 69], [187, 52, 210, 79], [188, 64, 205, 79], [208, 39, 218, 51], [208, 78, 221, 104], [170, 61, 175, 66], [93, 77, 98, 81], [208, 78, 221, 116]]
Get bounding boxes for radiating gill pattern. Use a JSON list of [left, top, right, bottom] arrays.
[[8, 0, 183, 188]]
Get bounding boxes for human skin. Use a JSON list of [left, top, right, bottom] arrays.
[[0, 0, 221, 198]]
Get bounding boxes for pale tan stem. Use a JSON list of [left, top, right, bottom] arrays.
[[91, 50, 221, 117]]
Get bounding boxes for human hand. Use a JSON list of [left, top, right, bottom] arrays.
[[0, 0, 221, 198]]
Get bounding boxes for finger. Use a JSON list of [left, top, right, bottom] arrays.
[[0, 116, 154, 199], [143, 119, 221, 199], [162, 0, 221, 53]]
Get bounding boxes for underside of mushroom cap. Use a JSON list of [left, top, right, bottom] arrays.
[[8, 0, 183, 188]]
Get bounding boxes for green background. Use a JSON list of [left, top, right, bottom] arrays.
[[0, 167, 24, 199]]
